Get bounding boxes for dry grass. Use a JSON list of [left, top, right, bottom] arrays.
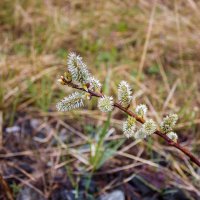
[[0, 0, 200, 199]]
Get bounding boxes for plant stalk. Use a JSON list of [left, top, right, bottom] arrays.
[[62, 80, 200, 167]]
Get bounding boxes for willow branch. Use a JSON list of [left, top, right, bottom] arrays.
[[62, 80, 200, 167]]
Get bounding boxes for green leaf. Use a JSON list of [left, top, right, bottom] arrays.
[[96, 139, 125, 169]]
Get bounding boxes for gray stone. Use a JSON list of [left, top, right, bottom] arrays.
[[17, 187, 45, 200], [100, 190, 125, 200], [5, 126, 20, 133], [30, 119, 40, 130]]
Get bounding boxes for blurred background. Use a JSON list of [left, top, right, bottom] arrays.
[[0, 0, 200, 199]]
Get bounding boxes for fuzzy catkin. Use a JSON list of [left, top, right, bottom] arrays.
[[167, 131, 178, 142], [56, 92, 84, 111], [143, 119, 157, 135], [134, 119, 157, 139], [89, 77, 102, 91], [123, 116, 136, 138], [67, 52, 91, 84], [160, 114, 178, 133], [118, 81, 132, 107], [98, 96, 114, 112], [135, 104, 148, 118]]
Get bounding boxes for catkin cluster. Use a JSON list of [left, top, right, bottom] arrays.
[[57, 52, 102, 111], [160, 114, 178, 142], [57, 52, 179, 142]]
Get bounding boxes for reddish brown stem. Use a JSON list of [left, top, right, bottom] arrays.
[[114, 102, 200, 167], [63, 80, 200, 167], [154, 130, 200, 166]]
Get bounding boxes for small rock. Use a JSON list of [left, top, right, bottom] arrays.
[[6, 126, 20, 133], [59, 128, 68, 142], [100, 190, 125, 200], [162, 188, 191, 200], [17, 186, 45, 200], [19, 163, 34, 174], [51, 189, 85, 200], [30, 119, 41, 129], [129, 176, 158, 196], [52, 190, 75, 200], [197, 168, 200, 176], [79, 177, 97, 194]]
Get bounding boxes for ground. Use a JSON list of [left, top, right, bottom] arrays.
[[0, 0, 200, 199]]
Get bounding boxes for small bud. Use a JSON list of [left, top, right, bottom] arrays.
[[167, 131, 178, 142], [85, 93, 92, 100], [160, 114, 178, 133], [98, 96, 114, 112], [57, 78, 66, 85], [123, 116, 136, 138], [135, 104, 148, 118], [64, 71, 72, 82], [82, 84, 89, 91]]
